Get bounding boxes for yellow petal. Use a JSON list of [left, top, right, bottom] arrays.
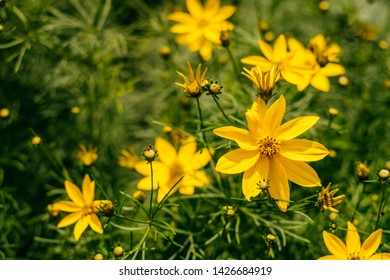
[[259, 39, 275, 61], [277, 116, 320, 140], [191, 148, 213, 170], [279, 139, 329, 162], [240, 55, 273, 70], [281, 69, 306, 87], [64, 180, 85, 206], [318, 255, 343, 260], [215, 149, 259, 174], [319, 63, 345, 76], [267, 158, 290, 212], [273, 34, 287, 61], [186, 0, 203, 19], [89, 213, 103, 234], [177, 136, 197, 163], [213, 126, 257, 150], [54, 201, 81, 212], [82, 174, 95, 205], [346, 221, 361, 257], [73, 215, 89, 241], [156, 137, 177, 166], [168, 12, 195, 23], [276, 155, 321, 186], [57, 212, 82, 228], [213, 6, 236, 22], [179, 184, 195, 195], [367, 253, 390, 260], [242, 157, 269, 200], [311, 74, 330, 92], [264, 95, 286, 136], [360, 228, 382, 259], [322, 230, 349, 259], [171, 23, 197, 34]]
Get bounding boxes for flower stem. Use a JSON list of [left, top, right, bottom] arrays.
[[212, 95, 233, 124], [149, 161, 154, 218], [375, 181, 387, 229], [226, 46, 241, 81], [351, 181, 366, 222], [129, 226, 151, 255]]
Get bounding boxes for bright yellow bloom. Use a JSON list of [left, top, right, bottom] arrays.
[[168, 0, 236, 61], [241, 34, 311, 89], [317, 183, 345, 213], [241, 64, 280, 101], [77, 144, 98, 166], [214, 95, 328, 212], [135, 136, 213, 202], [118, 148, 139, 169], [319, 222, 390, 260], [175, 61, 208, 98], [308, 34, 342, 65], [53, 175, 103, 241]]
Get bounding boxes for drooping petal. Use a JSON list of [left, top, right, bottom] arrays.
[[215, 149, 259, 174], [346, 222, 361, 257], [57, 212, 82, 228], [73, 215, 89, 240], [156, 137, 177, 166], [276, 155, 321, 186], [54, 201, 81, 212], [359, 228, 382, 259], [242, 157, 269, 200], [367, 253, 390, 260], [82, 175, 95, 205], [264, 95, 286, 136], [64, 180, 85, 206], [267, 158, 290, 212], [213, 126, 257, 150], [89, 213, 104, 234], [279, 139, 329, 162], [277, 116, 320, 141], [322, 230, 349, 259]]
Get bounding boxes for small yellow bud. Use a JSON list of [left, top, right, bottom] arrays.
[[328, 107, 339, 116], [264, 31, 275, 42], [113, 246, 124, 257], [159, 46, 171, 59], [379, 40, 388, 50], [329, 212, 338, 221], [259, 21, 269, 32], [227, 209, 235, 217], [94, 200, 115, 217], [319, 1, 330, 11], [0, 108, 10, 118], [48, 204, 60, 218], [353, 218, 360, 226], [328, 149, 337, 158], [378, 169, 390, 181], [371, 194, 380, 202], [133, 190, 146, 203], [162, 125, 173, 134], [220, 30, 231, 47], [266, 234, 277, 243], [0, 25, 3, 33], [71, 106, 80, 114], [143, 144, 157, 162], [338, 76, 349, 86], [331, 223, 337, 230], [208, 82, 222, 97], [257, 179, 269, 190], [94, 253, 104, 260], [355, 161, 370, 181], [32, 136, 41, 145]]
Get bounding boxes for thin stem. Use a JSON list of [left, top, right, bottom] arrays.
[[89, 171, 110, 201], [149, 161, 154, 219], [226, 47, 241, 81], [351, 182, 366, 222], [129, 226, 151, 255], [375, 182, 386, 229], [212, 95, 232, 124]]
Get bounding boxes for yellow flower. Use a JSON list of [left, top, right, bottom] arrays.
[[317, 183, 345, 213], [308, 34, 343, 65], [118, 148, 139, 169], [168, 0, 236, 61], [241, 64, 280, 101], [77, 144, 98, 166], [135, 136, 214, 202], [241, 34, 311, 89], [213, 95, 328, 212], [53, 175, 103, 241], [175, 61, 208, 98], [319, 222, 390, 260], [355, 161, 370, 181]]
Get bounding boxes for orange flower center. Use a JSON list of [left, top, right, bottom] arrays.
[[257, 136, 280, 157]]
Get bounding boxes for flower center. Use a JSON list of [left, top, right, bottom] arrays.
[[83, 204, 93, 215], [348, 252, 360, 260], [257, 136, 280, 157]]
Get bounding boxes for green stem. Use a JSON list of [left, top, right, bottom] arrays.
[[89, 171, 110, 201], [351, 182, 366, 222], [226, 47, 241, 81], [212, 95, 232, 124], [129, 226, 151, 255], [149, 161, 154, 219], [375, 182, 386, 229], [113, 213, 150, 225]]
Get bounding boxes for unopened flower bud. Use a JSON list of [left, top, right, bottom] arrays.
[[94, 253, 104, 260], [266, 234, 277, 243], [328, 107, 339, 116], [227, 209, 235, 217], [133, 190, 146, 203], [113, 245, 124, 257], [208, 82, 222, 96], [338, 76, 349, 86], [378, 169, 390, 181], [143, 145, 157, 162], [94, 200, 114, 217], [48, 204, 60, 218], [355, 161, 370, 181], [32, 136, 41, 145], [220, 30, 231, 47], [0, 108, 10, 118], [159, 46, 171, 59]]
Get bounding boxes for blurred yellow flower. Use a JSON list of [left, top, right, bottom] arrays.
[[175, 61, 208, 98], [317, 183, 345, 213], [53, 175, 103, 241], [135, 136, 214, 202], [0, 108, 10, 118], [355, 161, 370, 181], [241, 34, 311, 89], [241, 64, 280, 101], [319, 222, 390, 260], [214, 95, 328, 212], [31, 136, 42, 145], [168, 0, 236, 61], [77, 144, 98, 166], [118, 148, 139, 169]]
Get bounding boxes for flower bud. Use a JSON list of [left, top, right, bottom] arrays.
[[355, 161, 370, 181], [32, 136, 41, 145], [0, 108, 10, 118], [94, 253, 104, 260], [133, 190, 146, 203], [266, 234, 277, 243], [48, 204, 60, 218], [143, 145, 157, 162], [220, 30, 231, 47], [378, 169, 390, 181], [159, 46, 171, 59], [113, 246, 124, 257], [94, 200, 114, 217], [328, 107, 339, 116]]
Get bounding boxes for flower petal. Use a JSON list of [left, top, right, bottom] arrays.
[[64, 180, 85, 206], [213, 126, 257, 150], [319, 63, 345, 76], [259, 39, 275, 61], [267, 158, 290, 212], [277, 116, 320, 141], [89, 213, 103, 234], [82, 174, 95, 205], [276, 155, 321, 186], [346, 222, 361, 257], [54, 201, 81, 212], [360, 228, 382, 259], [367, 253, 390, 260], [311, 74, 330, 92], [186, 0, 203, 19], [318, 255, 343, 260], [279, 139, 329, 161], [322, 230, 349, 259], [215, 148, 259, 174], [264, 95, 286, 136], [242, 157, 269, 200], [156, 137, 177, 166], [74, 215, 89, 241], [240, 55, 273, 70], [57, 212, 82, 228], [273, 34, 287, 61], [191, 148, 214, 170], [177, 136, 197, 163]]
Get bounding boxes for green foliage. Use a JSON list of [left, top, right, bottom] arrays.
[[0, 0, 389, 260]]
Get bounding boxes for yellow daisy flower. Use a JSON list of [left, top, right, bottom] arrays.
[[135, 136, 214, 202], [319, 222, 390, 260], [168, 0, 236, 61], [53, 175, 103, 241], [77, 144, 98, 166], [175, 61, 208, 98], [213, 95, 328, 212]]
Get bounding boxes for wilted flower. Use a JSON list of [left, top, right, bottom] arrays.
[[317, 183, 345, 213]]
